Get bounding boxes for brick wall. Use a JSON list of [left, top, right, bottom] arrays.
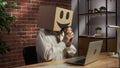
[[0, 0, 71, 68]]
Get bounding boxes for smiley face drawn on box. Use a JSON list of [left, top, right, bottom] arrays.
[[38, 6, 73, 31], [54, 7, 73, 31]]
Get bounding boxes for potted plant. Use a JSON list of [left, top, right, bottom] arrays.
[[99, 6, 107, 12], [94, 8, 99, 13], [95, 27, 102, 34], [0, 0, 17, 55], [88, 9, 93, 13]]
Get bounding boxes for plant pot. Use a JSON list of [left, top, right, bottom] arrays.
[[96, 30, 101, 34]]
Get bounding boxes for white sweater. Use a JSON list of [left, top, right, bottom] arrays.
[[36, 29, 76, 62]]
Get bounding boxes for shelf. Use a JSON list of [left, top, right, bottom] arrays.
[[78, 0, 117, 53], [79, 34, 116, 39], [79, 11, 116, 16]]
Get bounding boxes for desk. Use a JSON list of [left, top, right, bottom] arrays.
[[15, 53, 119, 68]]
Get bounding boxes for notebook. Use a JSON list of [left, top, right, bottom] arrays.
[[66, 40, 103, 66]]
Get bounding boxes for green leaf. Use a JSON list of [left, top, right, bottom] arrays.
[[0, 0, 17, 55], [10, 1, 17, 8], [0, 36, 9, 55], [0, 0, 8, 7]]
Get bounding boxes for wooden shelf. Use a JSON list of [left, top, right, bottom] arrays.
[[78, 35, 117, 56], [79, 11, 116, 16], [78, 0, 117, 56], [79, 34, 116, 39]]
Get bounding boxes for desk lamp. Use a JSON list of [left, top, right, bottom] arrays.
[[107, 25, 120, 58]]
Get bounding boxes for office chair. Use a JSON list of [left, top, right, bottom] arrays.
[[23, 46, 38, 65]]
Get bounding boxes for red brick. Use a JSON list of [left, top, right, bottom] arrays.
[[14, 0, 30, 2], [0, 0, 71, 68]]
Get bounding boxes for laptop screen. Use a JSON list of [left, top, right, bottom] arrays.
[[85, 40, 103, 65]]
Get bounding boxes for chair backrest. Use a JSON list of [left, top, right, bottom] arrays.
[[23, 46, 38, 65]]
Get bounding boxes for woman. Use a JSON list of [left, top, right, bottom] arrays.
[[36, 26, 76, 62]]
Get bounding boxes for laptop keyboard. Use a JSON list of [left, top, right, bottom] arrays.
[[75, 57, 85, 64], [66, 56, 86, 65]]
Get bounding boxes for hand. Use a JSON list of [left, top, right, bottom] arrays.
[[62, 27, 74, 47]]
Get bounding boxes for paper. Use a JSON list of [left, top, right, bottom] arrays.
[[35, 64, 70, 68]]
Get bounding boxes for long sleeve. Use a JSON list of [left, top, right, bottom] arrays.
[[36, 29, 76, 62], [60, 32, 76, 58], [63, 45, 76, 58], [36, 29, 66, 62]]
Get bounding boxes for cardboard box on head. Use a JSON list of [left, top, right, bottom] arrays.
[[38, 5, 73, 31]]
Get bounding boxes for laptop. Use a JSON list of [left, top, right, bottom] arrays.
[[66, 40, 103, 66]]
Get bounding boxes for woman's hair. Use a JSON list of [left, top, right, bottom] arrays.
[[60, 26, 71, 32]]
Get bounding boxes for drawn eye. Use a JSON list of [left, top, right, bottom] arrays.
[[60, 11, 64, 19], [66, 12, 70, 19]]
